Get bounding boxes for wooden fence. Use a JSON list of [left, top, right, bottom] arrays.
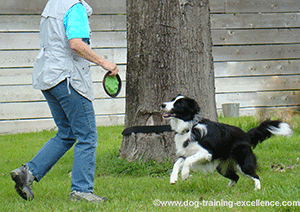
[[210, 0, 300, 116], [0, 0, 299, 134]]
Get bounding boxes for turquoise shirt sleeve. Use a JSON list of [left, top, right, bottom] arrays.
[[63, 3, 90, 41]]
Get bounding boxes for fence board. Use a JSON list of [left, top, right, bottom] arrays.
[[212, 29, 300, 46], [216, 90, 300, 109], [215, 75, 300, 93], [0, 68, 32, 85], [94, 48, 127, 64], [0, 50, 37, 68], [0, 31, 126, 50], [0, 0, 47, 14], [209, 0, 226, 13], [211, 13, 300, 29], [0, 32, 39, 50], [213, 44, 300, 62], [0, 86, 44, 103], [225, 0, 300, 13], [94, 98, 125, 116], [86, 0, 126, 14], [0, 48, 126, 68], [0, 15, 40, 32], [90, 15, 126, 31], [0, 15, 126, 32], [92, 31, 127, 48], [0, 0, 126, 14], [214, 60, 300, 77]]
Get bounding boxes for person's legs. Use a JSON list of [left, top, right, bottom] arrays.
[[12, 79, 99, 200], [26, 80, 78, 181], [34, 79, 98, 192]]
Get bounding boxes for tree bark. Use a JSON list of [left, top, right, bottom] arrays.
[[119, 0, 217, 162]]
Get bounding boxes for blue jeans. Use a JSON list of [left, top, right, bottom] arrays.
[[26, 79, 98, 193]]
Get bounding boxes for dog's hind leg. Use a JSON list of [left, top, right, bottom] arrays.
[[170, 157, 185, 184], [181, 151, 212, 181], [237, 165, 261, 190], [233, 143, 261, 190], [216, 160, 240, 187], [236, 153, 261, 190]]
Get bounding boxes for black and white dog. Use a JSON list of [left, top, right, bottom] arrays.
[[161, 95, 293, 190]]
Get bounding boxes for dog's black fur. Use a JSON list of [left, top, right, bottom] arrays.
[[161, 95, 292, 190]]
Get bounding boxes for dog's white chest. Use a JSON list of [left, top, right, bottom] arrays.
[[174, 131, 205, 157]]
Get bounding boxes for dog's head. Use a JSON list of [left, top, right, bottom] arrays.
[[161, 95, 200, 121]]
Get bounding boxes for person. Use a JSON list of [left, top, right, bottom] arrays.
[[10, 0, 119, 203]]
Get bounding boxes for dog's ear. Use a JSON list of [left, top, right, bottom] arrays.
[[188, 98, 200, 114], [194, 102, 200, 114], [172, 94, 184, 101]]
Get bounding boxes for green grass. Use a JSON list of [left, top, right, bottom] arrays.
[[1, 116, 300, 211]]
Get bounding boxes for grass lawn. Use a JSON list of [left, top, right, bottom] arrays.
[[0, 116, 300, 211]]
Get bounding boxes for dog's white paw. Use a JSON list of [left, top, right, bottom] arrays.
[[206, 154, 212, 162], [253, 178, 261, 190], [170, 178, 177, 184], [181, 166, 190, 181], [170, 174, 178, 184], [254, 183, 261, 191]]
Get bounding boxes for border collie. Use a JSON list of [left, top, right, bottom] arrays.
[[161, 95, 293, 190]]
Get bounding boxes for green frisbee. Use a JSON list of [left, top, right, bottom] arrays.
[[103, 71, 122, 98]]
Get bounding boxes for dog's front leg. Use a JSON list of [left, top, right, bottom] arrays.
[[170, 157, 185, 184], [181, 151, 212, 181]]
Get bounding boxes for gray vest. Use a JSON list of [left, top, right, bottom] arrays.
[[32, 0, 94, 101]]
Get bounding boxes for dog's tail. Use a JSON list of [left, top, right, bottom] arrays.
[[247, 120, 293, 148]]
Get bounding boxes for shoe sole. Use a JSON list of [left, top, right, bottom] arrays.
[[10, 171, 34, 201]]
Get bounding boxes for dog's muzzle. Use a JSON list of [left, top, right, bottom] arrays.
[[161, 104, 173, 118]]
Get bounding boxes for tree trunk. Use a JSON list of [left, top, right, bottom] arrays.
[[119, 0, 217, 162]]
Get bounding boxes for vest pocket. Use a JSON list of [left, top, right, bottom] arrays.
[[71, 59, 92, 95]]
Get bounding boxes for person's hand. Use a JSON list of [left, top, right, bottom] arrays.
[[101, 61, 119, 77]]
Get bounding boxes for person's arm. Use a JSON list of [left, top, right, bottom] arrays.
[[69, 38, 119, 77], [64, 3, 119, 77]]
